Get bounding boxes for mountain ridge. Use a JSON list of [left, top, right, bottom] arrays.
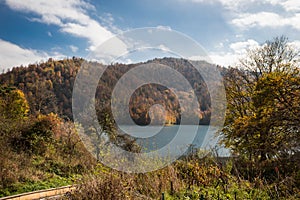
[[0, 57, 220, 125]]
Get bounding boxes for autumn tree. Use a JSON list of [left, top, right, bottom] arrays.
[[0, 87, 30, 189], [0, 86, 29, 119], [222, 36, 300, 177]]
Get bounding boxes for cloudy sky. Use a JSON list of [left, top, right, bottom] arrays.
[[1, 0, 300, 71]]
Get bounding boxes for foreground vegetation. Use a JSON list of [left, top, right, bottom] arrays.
[[0, 87, 95, 197], [64, 152, 296, 200], [0, 36, 299, 199]]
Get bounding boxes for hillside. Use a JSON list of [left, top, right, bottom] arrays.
[[0, 57, 215, 125]]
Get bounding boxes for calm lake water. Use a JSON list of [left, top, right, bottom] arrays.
[[117, 125, 230, 156]]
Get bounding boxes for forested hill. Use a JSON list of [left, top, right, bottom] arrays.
[[0, 57, 217, 125]]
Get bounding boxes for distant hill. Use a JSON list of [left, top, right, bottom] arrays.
[[0, 57, 221, 125]]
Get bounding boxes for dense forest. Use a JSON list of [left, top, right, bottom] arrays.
[[0, 36, 299, 199], [0, 57, 212, 125]]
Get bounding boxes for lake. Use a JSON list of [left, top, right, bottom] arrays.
[[117, 125, 230, 157]]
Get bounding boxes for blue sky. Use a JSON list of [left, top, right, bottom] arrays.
[[1, 0, 300, 71]]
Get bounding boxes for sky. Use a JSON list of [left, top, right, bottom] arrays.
[[1, 0, 300, 71]]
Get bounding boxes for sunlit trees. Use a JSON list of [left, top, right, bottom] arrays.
[[223, 36, 300, 179], [0, 87, 29, 119]]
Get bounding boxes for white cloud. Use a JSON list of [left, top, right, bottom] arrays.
[[69, 45, 79, 53], [179, 0, 257, 11], [215, 0, 257, 11], [91, 35, 129, 64], [118, 58, 133, 64], [180, 0, 300, 30], [99, 13, 123, 34], [181, 0, 300, 11], [209, 39, 259, 66], [187, 39, 260, 66], [0, 39, 64, 71], [156, 25, 172, 31], [288, 40, 300, 51], [188, 55, 212, 63], [209, 52, 240, 67], [158, 44, 171, 52], [232, 12, 282, 28], [177, 0, 300, 67], [214, 42, 224, 49], [210, 38, 300, 67], [5, 0, 114, 50], [232, 12, 300, 30], [221, 1, 300, 30], [229, 39, 259, 53], [276, 0, 300, 11], [47, 31, 52, 37]]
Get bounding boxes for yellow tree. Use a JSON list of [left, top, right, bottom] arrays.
[[0, 86, 29, 119], [223, 36, 300, 170]]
